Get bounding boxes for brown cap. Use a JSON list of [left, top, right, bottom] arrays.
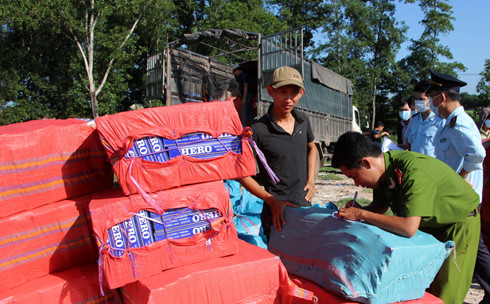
[[270, 66, 304, 89]]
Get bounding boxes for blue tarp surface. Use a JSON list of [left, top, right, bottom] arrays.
[[268, 206, 453, 304], [225, 180, 267, 248]]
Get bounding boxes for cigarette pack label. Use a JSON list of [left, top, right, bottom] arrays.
[[125, 137, 169, 162], [107, 224, 127, 257], [150, 207, 223, 242], [147, 137, 169, 163], [134, 210, 155, 247], [164, 133, 242, 159], [121, 217, 141, 248]]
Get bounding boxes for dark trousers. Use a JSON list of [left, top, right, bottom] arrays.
[[475, 235, 490, 303]]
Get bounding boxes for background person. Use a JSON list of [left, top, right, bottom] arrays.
[[370, 121, 390, 149], [397, 97, 415, 149], [405, 80, 445, 157], [428, 69, 488, 304], [238, 66, 317, 241], [233, 65, 256, 127], [332, 131, 480, 304]]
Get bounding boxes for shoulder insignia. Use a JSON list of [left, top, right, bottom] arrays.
[[440, 137, 447, 143], [449, 116, 457, 128], [395, 167, 403, 185]]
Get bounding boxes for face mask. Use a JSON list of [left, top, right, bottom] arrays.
[[485, 119, 490, 128], [430, 95, 442, 115], [411, 110, 417, 116], [399, 110, 411, 121], [415, 100, 429, 113]]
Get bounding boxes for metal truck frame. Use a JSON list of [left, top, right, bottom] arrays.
[[146, 28, 361, 167]]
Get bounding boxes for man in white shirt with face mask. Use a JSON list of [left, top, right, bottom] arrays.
[[405, 80, 446, 157]]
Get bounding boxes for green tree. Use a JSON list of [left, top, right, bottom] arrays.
[[312, 1, 405, 129], [399, 0, 465, 83], [1, 0, 176, 120], [266, 0, 325, 47], [477, 58, 490, 108]]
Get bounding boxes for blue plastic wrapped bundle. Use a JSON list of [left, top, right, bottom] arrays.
[[225, 180, 267, 248], [268, 206, 453, 304]]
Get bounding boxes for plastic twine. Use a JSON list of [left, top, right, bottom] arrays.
[[97, 242, 110, 296], [241, 127, 280, 184], [128, 157, 163, 215]]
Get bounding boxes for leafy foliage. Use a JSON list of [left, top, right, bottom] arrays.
[[0, 0, 484, 127], [477, 58, 490, 108]]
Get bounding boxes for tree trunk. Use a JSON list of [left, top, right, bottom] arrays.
[[371, 75, 377, 130]]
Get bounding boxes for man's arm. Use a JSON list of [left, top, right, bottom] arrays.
[[237, 176, 296, 232], [338, 202, 421, 237], [304, 141, 317, 202], [372, 131, 390, 139]]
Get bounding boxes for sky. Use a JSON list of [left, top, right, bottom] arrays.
[[394, 0, 490, 95]]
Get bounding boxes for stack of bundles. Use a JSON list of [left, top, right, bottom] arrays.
[[94, 100, 256, 195], [93, 101, 317, 303], [118, 239, 315, 304], [268, 206, 453, 304], [0, 119, 113, 217], [89, 181, 238, 289], [225, 179, 267, 248], [0, 119, 119, 303]]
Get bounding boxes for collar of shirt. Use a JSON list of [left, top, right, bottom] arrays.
[[266, 104, 303, 133], [445, 106, 464, 127]]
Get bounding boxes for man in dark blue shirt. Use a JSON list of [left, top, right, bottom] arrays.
[[238, 66, 317, 240]]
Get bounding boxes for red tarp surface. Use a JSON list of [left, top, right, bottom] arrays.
[[95, 101, 256, 195], [0, 119, 114, 218], [90, 181, 239, 290], [289, 275, 444, 304], [0, 263, 121, 304], [119, 240, 315, 304], [0, 193, 98, 293]]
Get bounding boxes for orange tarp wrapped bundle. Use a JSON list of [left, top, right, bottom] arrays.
[[95, 100, 256, 196], [119, 240, 316, 304], [288, 275, 443, 304], [0, 193, 98, 293], [0, 263, 122, 304], [89, 181, 239, 290], [0, 119, 113, 218]]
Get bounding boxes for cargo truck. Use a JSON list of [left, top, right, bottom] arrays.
[[146, 28, 362, 167]]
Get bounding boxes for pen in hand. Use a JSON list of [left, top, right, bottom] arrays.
[[351, 191, 358, 208]]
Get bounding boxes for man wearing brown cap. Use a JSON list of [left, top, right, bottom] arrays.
[[428, 69, 488, 303], [238, 66, 317, 241]]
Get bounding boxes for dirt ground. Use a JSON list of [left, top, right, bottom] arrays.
[[312, 170, 484, 304]]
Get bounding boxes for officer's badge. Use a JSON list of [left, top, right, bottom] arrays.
[[449, 116, 457, 128]]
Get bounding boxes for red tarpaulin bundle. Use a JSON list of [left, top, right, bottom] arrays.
[[95, 100, 256, 196], [119, 240, 316, 304], [0, 263, 121, 304], [0, 119, 114, 218], [0, 193, 99, 293], [89, 181, 239, 290], [288, 275, 443, 304]]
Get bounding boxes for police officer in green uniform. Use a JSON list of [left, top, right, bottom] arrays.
[[332, 131, 480, 304]]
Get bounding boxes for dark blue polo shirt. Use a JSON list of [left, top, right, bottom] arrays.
[[251, 104, 314, 206]]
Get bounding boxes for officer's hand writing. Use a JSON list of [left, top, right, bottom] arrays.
[[304, 181, 316, 202], [338, 206, 363, 221], [265, 196, 297, 232]]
